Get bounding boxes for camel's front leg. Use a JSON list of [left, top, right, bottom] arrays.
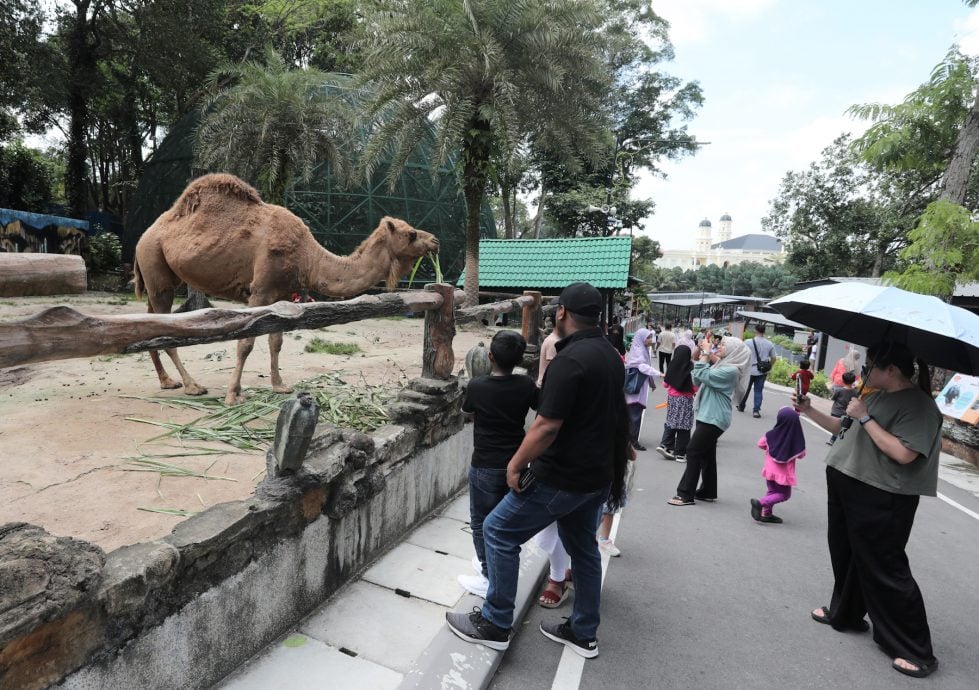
[[269, 331, 291, 394], [149, 350, 183, 390], [163, 348, 207, 396], [226, 337, 255, 405]]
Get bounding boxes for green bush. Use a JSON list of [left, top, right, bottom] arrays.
[[769, 334, 803, 354], [86, 230, 122, 273], [766, 356, 830, 398]]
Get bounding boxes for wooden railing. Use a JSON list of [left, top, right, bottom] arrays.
[[0, 287, 549, 379]]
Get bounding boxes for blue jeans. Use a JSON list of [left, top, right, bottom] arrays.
[[482, 480, 608, 639], [739, 373, 768, 413], [468, 467, 510, 577]]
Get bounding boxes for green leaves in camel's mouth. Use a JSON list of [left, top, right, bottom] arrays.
[[408, 253, 442, 286]]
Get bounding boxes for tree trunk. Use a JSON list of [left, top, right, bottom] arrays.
[[462, 174, 483, 307], [0, 291, 462, 369], [941, 86, 979, 205], [533, 179, 547, 238], [501, 181, 514, 239], [66, 3, 95, 218], [0, 254, 87, 298]]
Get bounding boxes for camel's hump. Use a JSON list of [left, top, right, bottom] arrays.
[[168, 173, 264, 219]]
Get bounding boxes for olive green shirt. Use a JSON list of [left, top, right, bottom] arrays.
[[825, 388, 941, 496]]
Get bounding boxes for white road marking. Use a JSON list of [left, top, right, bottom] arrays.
[[937, 492, 979, 521], [549, 514, 619, 690]]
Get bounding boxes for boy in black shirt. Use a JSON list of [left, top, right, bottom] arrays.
[[827, 370, 858, 445], [458, 330, 538, 597]]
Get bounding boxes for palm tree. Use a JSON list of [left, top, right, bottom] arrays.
[[195, 48, 354, 206], [357, 0, 611, 305]]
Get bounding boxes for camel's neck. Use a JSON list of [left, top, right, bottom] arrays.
[[304, 234, 394, 297]]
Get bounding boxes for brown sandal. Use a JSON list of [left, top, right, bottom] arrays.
[[538, 578, 570, 608]]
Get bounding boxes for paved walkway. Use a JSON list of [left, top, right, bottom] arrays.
[[215, 492, 554, 690], [215, 381, 978, 689]]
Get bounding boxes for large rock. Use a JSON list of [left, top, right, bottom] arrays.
[[0, 523, 105, 689]]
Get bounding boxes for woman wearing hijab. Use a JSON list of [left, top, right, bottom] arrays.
[[668, 336, 751, 506], [830, 348, 862, 389], [607, 323, 626, 357], [656, 345, 696, 462], [624, 327, 661, 451]]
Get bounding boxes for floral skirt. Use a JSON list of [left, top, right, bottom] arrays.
[[666, 395, 694, 430]]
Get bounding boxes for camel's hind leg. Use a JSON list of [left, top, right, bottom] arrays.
[[146, 288, 207, 395], [226, 337, 255, 405], [269, 331, 291, 394]]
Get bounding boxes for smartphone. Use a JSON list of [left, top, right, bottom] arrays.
[[518, 467, 535, 492], [795, 374, 806, 401]]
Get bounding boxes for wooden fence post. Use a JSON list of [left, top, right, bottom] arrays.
[[423, 283, 456, 379], [522, 291, 542, 347]]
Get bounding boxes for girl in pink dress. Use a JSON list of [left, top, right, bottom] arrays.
[[750, 407, 806, 524]]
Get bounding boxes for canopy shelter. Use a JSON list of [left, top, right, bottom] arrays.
[[736, 310, 805, 330], [646, 293, 743, 326], [457, 236, 632, 323]]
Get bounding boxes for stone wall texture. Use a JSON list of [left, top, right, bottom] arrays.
[[0, 377, 469, 690]]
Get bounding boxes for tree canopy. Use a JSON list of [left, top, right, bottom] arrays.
[[356, 0, 612, 304]]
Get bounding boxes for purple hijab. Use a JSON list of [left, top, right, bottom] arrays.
[[765, 407, 806, 463]]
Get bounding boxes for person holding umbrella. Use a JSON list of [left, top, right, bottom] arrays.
[[792, 340, 941, 678]]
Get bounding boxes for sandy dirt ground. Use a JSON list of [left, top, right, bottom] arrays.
[[0, 292, 494, 553]]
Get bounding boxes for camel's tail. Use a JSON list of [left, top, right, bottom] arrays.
[[133, 258, 144, 300]]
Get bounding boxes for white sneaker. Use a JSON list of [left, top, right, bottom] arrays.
[[471, 555, 483, 575], [458, 573, 489, 597], [656, 446, 675, 460], [598, 538, 621, 557], [674, 455, 686, 463]]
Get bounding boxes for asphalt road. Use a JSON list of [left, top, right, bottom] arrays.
[[489, 386, 979, 689]]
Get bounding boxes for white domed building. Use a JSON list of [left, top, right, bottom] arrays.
[[657, 214, 785, 269]]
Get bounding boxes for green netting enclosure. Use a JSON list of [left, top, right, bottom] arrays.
[[125, 108, 493, 284]]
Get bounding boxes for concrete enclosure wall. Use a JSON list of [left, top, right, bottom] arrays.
[[0, 377, 469, 690]]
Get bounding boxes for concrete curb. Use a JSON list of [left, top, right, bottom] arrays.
[[399, 541, 549, 689]]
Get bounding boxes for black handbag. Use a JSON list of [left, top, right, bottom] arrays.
[[753, 339, 773, 373], [624, 366, 644, 394]]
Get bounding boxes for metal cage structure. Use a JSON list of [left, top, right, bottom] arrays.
[[125, 107, 493, 283]]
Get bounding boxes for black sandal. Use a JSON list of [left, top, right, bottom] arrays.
[[892, 658, 938, 678], [811, 606, 869, 632]]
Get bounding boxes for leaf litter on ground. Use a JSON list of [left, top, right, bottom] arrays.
[[123, 372, 398, 452]]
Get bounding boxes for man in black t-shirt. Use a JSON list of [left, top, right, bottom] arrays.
[[446, 282, 629, 659], [457, 330, 538, 598]]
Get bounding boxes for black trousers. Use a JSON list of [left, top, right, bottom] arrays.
[[824, 466, 935, 665], [675, 421, 723, 501], [658, 351, 672, 371], [660, 425, 691, 455], [627, 403, 645, 443]]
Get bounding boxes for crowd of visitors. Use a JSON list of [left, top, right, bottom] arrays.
[[447, 284, 942, 679]]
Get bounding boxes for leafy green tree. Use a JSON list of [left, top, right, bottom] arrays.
[[356, 0, 611, 305], [0, 0, 44, 135], [534, 0, 703, 238], [849, 47, 979, 296], [195, 49, 354, 206], [0, 142, 57, 211], [763, 135, 909, 280]]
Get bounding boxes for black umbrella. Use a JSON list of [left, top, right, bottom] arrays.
[[769, 282, 979, 375]]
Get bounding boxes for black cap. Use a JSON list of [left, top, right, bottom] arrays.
[[557, 282, 603, 318]]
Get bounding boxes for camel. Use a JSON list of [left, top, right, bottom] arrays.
[[134, 173, 439, 404]]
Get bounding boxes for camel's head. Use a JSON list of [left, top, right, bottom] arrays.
[[379, 217, 440, 289], [382, 217, 439, 257]]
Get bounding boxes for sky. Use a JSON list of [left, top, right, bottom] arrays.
[[636, 0, 979, 251]]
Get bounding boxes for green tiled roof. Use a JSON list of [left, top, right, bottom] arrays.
[[457, 237, 632, 289]]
